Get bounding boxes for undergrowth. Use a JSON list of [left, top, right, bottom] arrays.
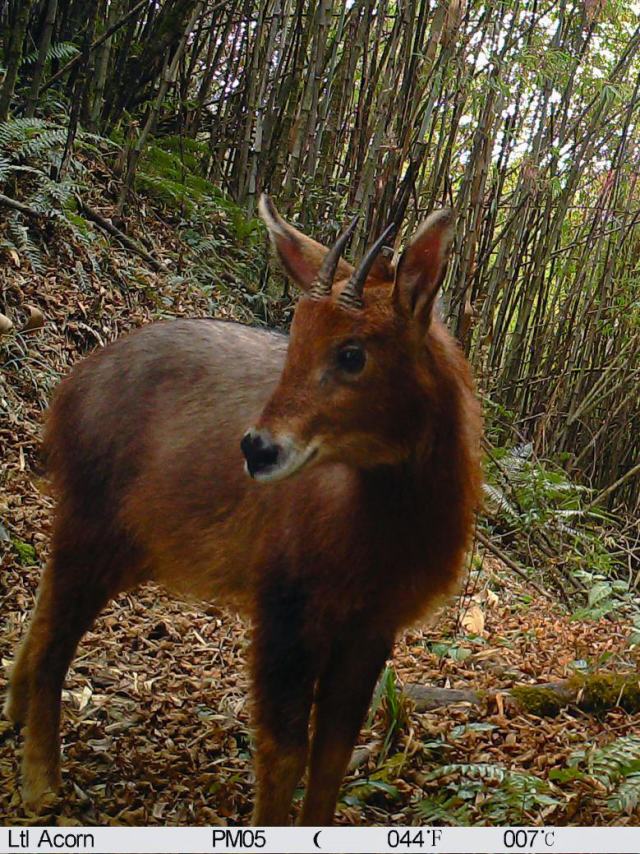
[[0, 117, 104, 269], [136, 135, 283, 323], [0, 117, 280, 323], [483, 438, 639, 620]]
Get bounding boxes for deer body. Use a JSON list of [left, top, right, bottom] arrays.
[[6, 198, 482, 824], [49, 319, 289, 608]]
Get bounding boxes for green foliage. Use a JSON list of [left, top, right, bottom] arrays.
[[138, 145, 208, 213], [0, 156, 11, 183], [568, 736, 640, 816], [0, 119, 110, 269], [342, 777, 400, 808], [483, 441, 635, 616], [2, 215, 45, 273], [367, 666, 410, 763], [484, 443, 595, 530], [152, 134, 209, 173], [0, 117, 66, 166], [138, 139, 261, 240], [0, 117, 46, 144], [416, 763, 559, 825], [610, 776, 640, 815], [21, 41, 79, 67], [428, 633, 486, 662], [137, 136, 269, 318], [571, 575, 631, 621]]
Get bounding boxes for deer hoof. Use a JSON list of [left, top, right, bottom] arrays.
[[22, 759, 60, 813]]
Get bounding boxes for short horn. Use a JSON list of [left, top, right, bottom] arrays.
[[309, 214, 359, 299], [337, 221, 398, 310]]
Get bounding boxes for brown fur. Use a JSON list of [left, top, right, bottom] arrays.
[[5, 204, 482, 823]]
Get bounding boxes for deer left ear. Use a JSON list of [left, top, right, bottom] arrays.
[[259, 193, 354, 292], [393, 208, 454, 328]]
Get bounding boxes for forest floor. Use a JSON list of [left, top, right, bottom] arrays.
[[1, 188, 640, 826], [3, 547, 640, 826]]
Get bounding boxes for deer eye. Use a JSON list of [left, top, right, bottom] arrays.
[[336, 343, 366, 375]]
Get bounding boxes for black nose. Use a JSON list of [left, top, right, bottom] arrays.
[[241, 429, 281, 477]]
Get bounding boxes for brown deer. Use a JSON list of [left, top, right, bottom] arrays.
[[5, 195, 482, 824]]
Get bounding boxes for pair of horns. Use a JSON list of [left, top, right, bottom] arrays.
[[309, 215, 398, 310], [260, 192, 398, 310]]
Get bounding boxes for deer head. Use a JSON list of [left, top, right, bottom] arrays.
[[240, 195, 455, 482]]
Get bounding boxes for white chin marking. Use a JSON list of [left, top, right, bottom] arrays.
[[253, 444, 319, 483]]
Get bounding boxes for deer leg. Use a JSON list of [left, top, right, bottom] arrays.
[[251, 580, 316, 826], [15, 529, 140, 812], [3, 631, 32, 727], [299, 631, 393, 826]]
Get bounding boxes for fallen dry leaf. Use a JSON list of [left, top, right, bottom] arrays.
[[461, 603, 485, 635], [0, 312, 14, 334], [22, 305, 45, 332]]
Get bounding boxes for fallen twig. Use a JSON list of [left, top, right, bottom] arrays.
[[0, 192, 42, 218], [75, 197, 169, 273], [475, 529, 553, 601]]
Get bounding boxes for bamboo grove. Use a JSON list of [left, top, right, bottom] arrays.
[[1, 0, 639, 513]]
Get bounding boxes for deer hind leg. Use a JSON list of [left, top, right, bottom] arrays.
[[13, 522, 143, 812], [251, 579, 316, 826], [299, 630, 393, 826]]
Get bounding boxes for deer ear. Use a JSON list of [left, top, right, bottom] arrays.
[[259, 194, 354, 291], [393, 209, 454, 327]]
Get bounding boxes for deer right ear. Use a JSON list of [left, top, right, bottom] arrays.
[[259, 194, 354, 292]]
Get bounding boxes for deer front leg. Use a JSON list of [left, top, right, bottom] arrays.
[[251, 579, 316, 826], [300, 630, 393, 826]]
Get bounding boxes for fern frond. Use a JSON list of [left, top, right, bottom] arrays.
[[0, 117, 47, 148], [609, 774, 640, 814], [32, 176, 80, 208], [570, 735, 640, 817], [77, 130, 120, 151], [586, 736, 640, 787], [7, 215, 44, 273], [418, 762, 558, 824], [21, 41, 79, 66], [424, 763, 510, 783], [0, 155, 11, 183], [483, 482, 519, 518], [17, 128, 67, 162]]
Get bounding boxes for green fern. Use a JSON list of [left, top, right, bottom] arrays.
[[0, 117, 48, 150], [569, 735, 640, 816], [0, 118, 110, 264], [21, 41, 79, 66], [484, 439, 632, 615], [571, 735, 640, 783], [0, 154, 11, 183], [417, 763, 559, 825], [6, 216, 44, 273], [137, 171, 195, 212], [483, 481, 520, 520], [17, 128, 67, 163], [609, 774, 640, 814]]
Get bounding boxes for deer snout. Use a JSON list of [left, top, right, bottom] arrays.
[[241, 428, 282, 478], [241, 428, 320, 483]]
